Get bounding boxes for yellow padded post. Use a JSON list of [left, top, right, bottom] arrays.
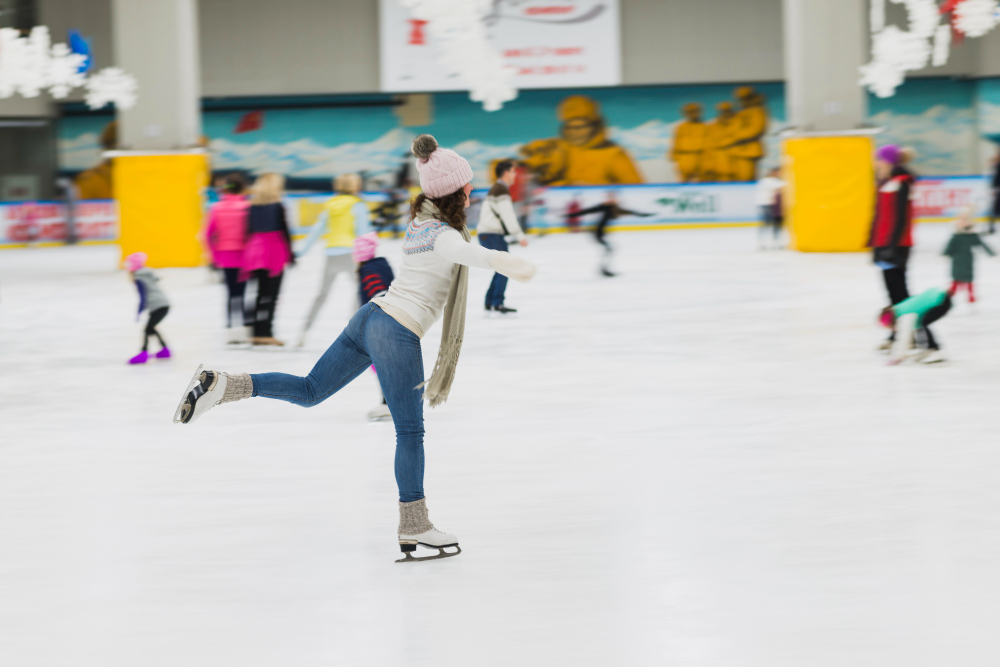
[[783, 135, 875, 252], [114, 153, 209, 267]]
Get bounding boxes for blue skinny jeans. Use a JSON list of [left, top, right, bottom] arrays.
[[251, 303, 425, 502]]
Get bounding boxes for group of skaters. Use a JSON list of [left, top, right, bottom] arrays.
[[869, 144, 994, 365], [127, 135, 1000, 563]]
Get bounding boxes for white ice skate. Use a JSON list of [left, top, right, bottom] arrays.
[[919, 349, 946, 364], [173, 365, 229, 424], [367, 402, 392, 422], [397, 527, 461, 563], [226, 326, 250, 346]]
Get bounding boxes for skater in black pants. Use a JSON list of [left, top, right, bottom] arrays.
[[869, 145, 916, 348], [989, 152, 1000, 235], [570, 192, 652, 277], [242, 173, 294, 346], [125, 251, 171, 364]]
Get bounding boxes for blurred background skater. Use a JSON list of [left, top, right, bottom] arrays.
[[296, 173, 372, 347], [125, 252, 171, 365], [880, 287, 952, 365], [353, 232, 396, 421], [478, 160, 528, 315], [174, 135, 536, 562], [755, 167, 785, 250], [242, 173, 295, 347], [869, 145, 916, 350], [571, 191, 652, 277], [943, 207, 995, 303], [988, 149, 1000, 235], [565, 196, 582, 232], [205, 174, 251, 345]]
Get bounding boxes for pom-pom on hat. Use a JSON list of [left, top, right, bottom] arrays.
[[876, 144, 902, 165], [124, 251, 148, 272], [412, 134, 473, 198], [352, 232, 379, 264]]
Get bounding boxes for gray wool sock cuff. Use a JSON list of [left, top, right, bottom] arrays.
[[398, 498, 435, 536], [221, 373, 253, 404]]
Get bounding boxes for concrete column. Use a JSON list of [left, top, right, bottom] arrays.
[[782, 0, 868, 131], [112, 0, 201, 149]]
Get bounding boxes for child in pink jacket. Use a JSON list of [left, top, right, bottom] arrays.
[[205, 174, 251, 342]]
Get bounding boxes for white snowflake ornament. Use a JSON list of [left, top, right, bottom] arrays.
[[85, 67, 138, 110], [46, 43, 87, 98], [954, 0, 1000, 37]]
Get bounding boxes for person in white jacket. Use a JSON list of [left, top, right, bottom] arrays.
[[173, 135, 536, 563], [478, 160, 528, 314]]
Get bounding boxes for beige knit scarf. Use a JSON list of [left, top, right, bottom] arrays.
[[416, 200, 470, 407]]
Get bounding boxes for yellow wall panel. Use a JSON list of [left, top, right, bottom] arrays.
[[114, 153, 208, 268], [783, 136, 875, 253]]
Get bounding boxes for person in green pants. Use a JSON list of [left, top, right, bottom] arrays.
[[879, 288, 952, 364]]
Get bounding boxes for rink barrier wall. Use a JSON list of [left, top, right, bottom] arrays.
[[0, 177, 990, 249]]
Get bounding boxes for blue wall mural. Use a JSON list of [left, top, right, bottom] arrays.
[[58, 78, 1000, 187]]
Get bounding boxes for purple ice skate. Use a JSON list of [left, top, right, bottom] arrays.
[[156, 347, 172, 359], [129, 350, 149, 365]]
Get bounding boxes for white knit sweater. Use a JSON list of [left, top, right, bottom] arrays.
[[373, 218, 533, 337]]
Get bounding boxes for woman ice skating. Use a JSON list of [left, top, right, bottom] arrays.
[[943, 208, 995, 303], [354, 231, 396, 422], [869, 145, 916, 349], [126, 252, 171, 364], [205, 174, 251, 344], [242, 173, 295, 346], [173, 135, 536, 562], [880, 288, 952, 365], [296, 173, 372, 347]]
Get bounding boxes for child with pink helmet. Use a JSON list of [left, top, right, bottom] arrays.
[[125, 252, 171, 364]]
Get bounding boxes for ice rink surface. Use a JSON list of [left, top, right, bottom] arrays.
[[2, 224, 999, 666]]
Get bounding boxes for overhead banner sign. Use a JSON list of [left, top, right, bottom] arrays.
[[379, 0, 621, 92]]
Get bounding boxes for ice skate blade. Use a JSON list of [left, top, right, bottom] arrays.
[[173, 364, 204, 424], [396, 545, 461, 563]]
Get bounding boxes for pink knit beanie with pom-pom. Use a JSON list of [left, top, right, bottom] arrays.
[[352, 232, 379, 263], [124, 252, 148, 272], [411, 134, 473, 198]]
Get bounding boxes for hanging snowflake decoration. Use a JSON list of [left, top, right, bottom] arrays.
[[953, 0, 1000, 37], [85, 67, 138, 110], [0, 25, 136, 108], [861, 0, 1000, 98], [46, 43, 88, 98], [399, 0, 517, 112]]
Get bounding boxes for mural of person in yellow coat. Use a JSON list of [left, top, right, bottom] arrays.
[[670, 103, 706, 183], [520, 95, 643, 186], [729, 86, 769, 182], [700, 102, 736, 182]]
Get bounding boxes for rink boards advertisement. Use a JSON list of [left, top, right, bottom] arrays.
[[0, 178, 990, 248], [0, 200, 119, 247], [529, 177, 996, 231]]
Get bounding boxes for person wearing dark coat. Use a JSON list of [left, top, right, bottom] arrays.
[[943, 213, 995, 302], [988, 153, 1000, 235]]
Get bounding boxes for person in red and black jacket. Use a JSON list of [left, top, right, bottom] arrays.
[[869, 145, 916, 309]]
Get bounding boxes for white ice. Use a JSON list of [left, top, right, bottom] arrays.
[[2, 224, 1000, 666]]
